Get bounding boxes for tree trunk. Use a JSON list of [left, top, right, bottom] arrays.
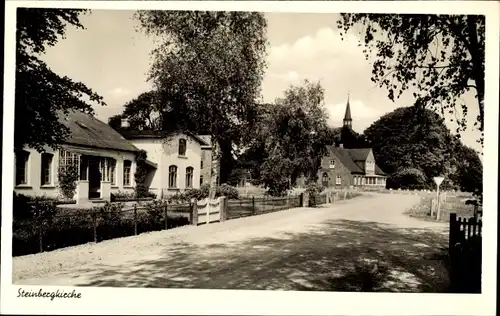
[[208, 138, 220, 200]]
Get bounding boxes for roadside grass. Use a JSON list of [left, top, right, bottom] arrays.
[[405, 196, 475, 223]]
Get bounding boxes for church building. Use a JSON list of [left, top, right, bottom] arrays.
[[315, 95, 387, 189]]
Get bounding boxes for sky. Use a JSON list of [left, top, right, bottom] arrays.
[[41, 9, 482, 152]]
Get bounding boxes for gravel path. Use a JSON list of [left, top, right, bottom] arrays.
[[13, 193, 450, 291]]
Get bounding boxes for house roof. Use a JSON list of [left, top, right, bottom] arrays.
[[58, 110, 139, 152], [121, 130, 209, 146], [197, 135, 213, 148], [328, 146, 386, 176]]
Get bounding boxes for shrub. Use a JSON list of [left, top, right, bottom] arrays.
[[216, 184, 239, 200], [134, 150, 149, 198], [387, 168, 429, 190], [58, 165, 79, 199], [12, 200, 190, 256]]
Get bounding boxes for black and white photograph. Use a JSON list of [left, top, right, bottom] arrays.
[[1, 1, 498, 315]]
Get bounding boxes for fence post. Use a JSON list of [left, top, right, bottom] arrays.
[[93, 208, 97, 243], [134, 204, 138, 236], [191, 199, 198, 226], [449, 213, 457, 256], [164, 203, 168, 230], [302, 192, 309, 207], [220, 196, 227, 222], [430, 199, 435, 218], [343, 190, 347, 200], [252, 196, 255, 215]]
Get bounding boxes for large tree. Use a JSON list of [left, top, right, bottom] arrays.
[[15, 8, 105, 152], [364, 106, 482, 193], [135, 11, 267, 198], [337, 14, 485, 145], [256, 81, 334, 196]]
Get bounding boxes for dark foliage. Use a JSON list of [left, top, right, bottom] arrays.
[[12, 201, 190, 256], [15, 8, 105, 152], [57, 165, 79, 200], [338, 14, 485, 145], [134, 150, 149, 198]]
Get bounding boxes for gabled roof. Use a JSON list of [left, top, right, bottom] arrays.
[[328, 146, 386, 176], [121, 130, 209, 146], [58, 110, 139, 152]]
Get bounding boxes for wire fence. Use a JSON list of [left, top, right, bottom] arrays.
[[12, 202, 192, 257]]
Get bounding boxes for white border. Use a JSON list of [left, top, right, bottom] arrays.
[[2, 1, 498, 315]]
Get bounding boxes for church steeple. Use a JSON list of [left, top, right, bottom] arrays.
[[343, 93, 352, 128]]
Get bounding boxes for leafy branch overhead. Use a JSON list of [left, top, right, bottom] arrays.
[[337, 14, 485, 144], [134, 11, 268, 192], [15, 8, 106, 152]]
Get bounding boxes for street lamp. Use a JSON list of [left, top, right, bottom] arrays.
[[433, 176, 444, 220]]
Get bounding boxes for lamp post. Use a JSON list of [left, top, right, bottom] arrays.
[[433, 176, 444, 220]]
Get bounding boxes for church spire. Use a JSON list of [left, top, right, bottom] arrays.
[[343, 93, 352, 128]]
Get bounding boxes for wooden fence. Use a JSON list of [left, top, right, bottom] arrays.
[[448, 213, 482, 293], [226, 195, 302, 220]]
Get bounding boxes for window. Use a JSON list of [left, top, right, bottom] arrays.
[[201, 160, 204, 169], [80, 158, 88, 181], [336, 175, 342, 185], [169, 165, 178, 188], [178, 139, 187, 156], [322, 172, 328, 183], [186, 167, 194, 188], [41, 153, 53, 185], [99, 158, 114, 182], [15, 150, 30, 185], [123, 160, 132, 186], [109, 159, 116, 185], [59, 150, 80, 169], [200, 175, 204, 186], [329, 160, 335, 169]]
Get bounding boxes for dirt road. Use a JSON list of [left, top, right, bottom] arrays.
[[12, 193, 450, 292]]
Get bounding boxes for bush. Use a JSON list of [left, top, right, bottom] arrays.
[[134, 150, 149, 198], [387, 168, 429, 190], [305, 183, 325, 206], [174, 184, 239, 202], [217, 184, 239, 200], [12, 200, 190, 256], [58, 165, 79, 199], [110, 190, 157, 201]]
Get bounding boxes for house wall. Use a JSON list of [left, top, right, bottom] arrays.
[[200, 147, 212, 186], [130, 133, 203, 198], [14, 145, 137, 199], [365, 149, 376, 175], [129, 139, 164, 197], [316, 154, 354, 189]]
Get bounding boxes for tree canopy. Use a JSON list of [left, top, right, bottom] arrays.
[[364, 106, 482, 194], [252, 81, 334, 196], [135, 11, 268, 197], [338, 14, 485, 145], [15, 8, 105, 152]]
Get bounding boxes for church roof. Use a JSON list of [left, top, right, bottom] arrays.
[[327, 146, 386, 176], [343, 95, 352, 121]]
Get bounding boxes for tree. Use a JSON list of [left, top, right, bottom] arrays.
[[15, 8, 105, 152], [135, 11, 267, 198], [257, 81, 335, 195], [364, 106, 454, 184], [337, 14, 485, 144], [337, 126, 369, 148]]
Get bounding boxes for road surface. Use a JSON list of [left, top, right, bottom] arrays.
[[12, 193, 450, 292]]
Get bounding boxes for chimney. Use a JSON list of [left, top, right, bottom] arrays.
[[121, 118, 130, 128], [339, 143, 344, 149]]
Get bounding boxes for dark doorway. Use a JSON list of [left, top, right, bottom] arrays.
[[88, 158, 101, 199]]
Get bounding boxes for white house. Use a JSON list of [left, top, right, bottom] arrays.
[[14, 110, 140, 203], [121, 130, 209, 198]]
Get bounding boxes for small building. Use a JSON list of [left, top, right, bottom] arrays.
[[121, 130, 209, 198], [14, 110, 140, 203], [318, 145, 386, 188]]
